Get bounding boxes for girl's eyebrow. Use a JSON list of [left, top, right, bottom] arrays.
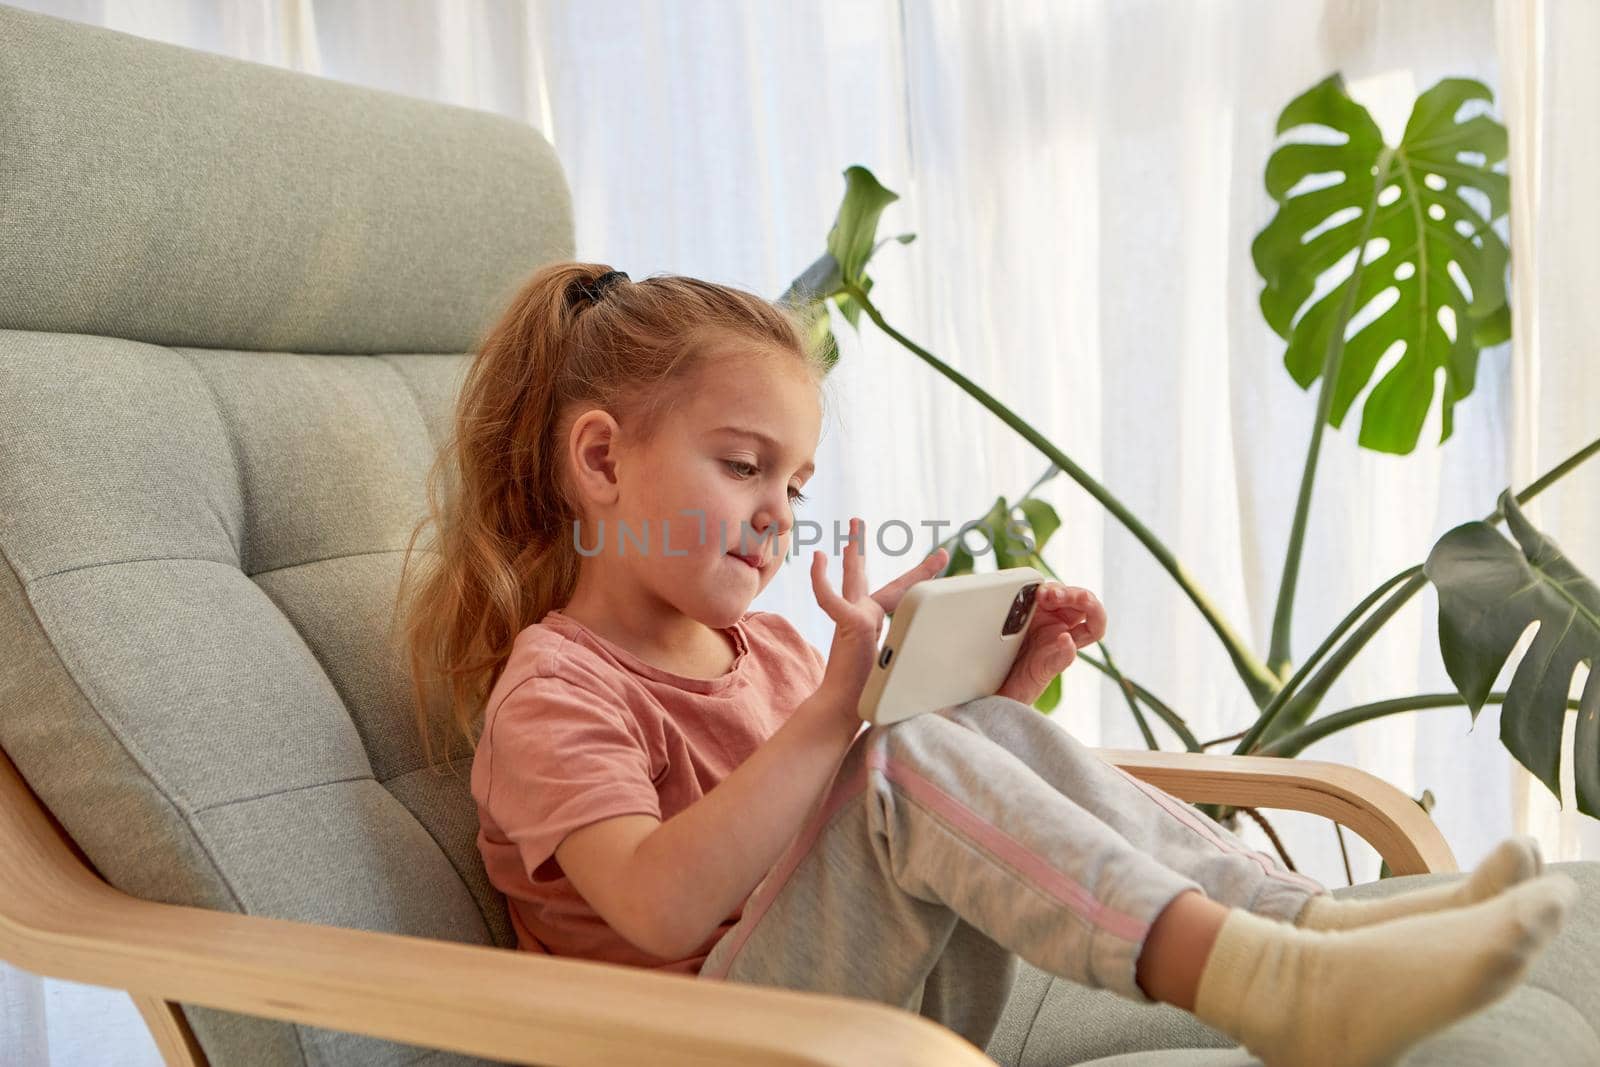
[[709, 425, 816, 477]]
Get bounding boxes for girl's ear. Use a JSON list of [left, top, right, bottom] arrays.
[[568, 407, 623, 508]]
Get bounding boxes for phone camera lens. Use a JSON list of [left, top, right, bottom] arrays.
[[879, 645, 894, 668], [1001, 583, 1040, 637]]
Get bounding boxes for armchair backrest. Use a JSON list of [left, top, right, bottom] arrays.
[[0, 6, 573, 1064]]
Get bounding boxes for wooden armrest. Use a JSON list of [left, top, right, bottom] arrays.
[[0, 750, 990, 1067], [1098, 747, 1458, 876], [0, 740, 1456, 1067]]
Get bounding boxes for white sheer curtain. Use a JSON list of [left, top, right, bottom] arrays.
[[1496, 0, 1600, 869], [2, 1, 1592, 1062]]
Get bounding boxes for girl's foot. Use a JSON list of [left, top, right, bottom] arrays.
[[1294, 835, 1543, 931], [1193, 872, 1578, 1067]]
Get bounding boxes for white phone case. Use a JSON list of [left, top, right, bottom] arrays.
[[856, 566, 1046, 726]]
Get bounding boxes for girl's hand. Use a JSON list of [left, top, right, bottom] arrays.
[[810, 517, 948, 719], [996, 582, 1106, 706]]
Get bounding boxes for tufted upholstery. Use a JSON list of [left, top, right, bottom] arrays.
[[0, 4, 567, 1064]]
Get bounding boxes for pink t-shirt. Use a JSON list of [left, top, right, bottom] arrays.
[[472, 606, 827, 974]]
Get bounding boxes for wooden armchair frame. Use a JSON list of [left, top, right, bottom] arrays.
[[0, 743, 1455, 1067]]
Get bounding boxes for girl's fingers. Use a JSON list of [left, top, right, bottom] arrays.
[[1034, 585, 1105, 643], [1024, 623, 1076, 672], [821, 520, 962, 623], [1004, 586, 1089, 698], [1026, 619, 1073, 653], [1071, 592, 1106, 634], [1054, 635, 1077, 670], [872, 544, 948, 611], [810, 549, 849, 619], [1003, 628, 1075, 701], [840, 517, 866, 603], [900, 544, 949, 584]]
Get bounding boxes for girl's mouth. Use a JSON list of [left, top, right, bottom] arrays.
[[728, 552, 763, 571]]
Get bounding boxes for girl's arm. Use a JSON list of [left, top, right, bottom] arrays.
[[628, 681, 861, 959], [559, 523, 945, 960], [634, 526, 948, 958]]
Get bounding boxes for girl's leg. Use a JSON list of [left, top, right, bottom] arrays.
[[938, 695, 1326, 921], [699, 706, 1210, 1052], [1134, 888, 1224, 1009], [697, 700, 1575, 1067], [942, 697, 1548, 931], [909, 916, 1019, 1049]]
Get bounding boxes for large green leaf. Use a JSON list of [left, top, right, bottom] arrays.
[[949, 494, 1060, 572], [778, 167, 915, 373], [1424, 490, 1600, 816], [1015, 497, 1061, 553], [791, 295, 841, 372], [827, 165, 901, 283], [1253, 75, 1510, 455]]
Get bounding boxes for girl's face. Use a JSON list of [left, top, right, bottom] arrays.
[[579, 348, 822, 630]]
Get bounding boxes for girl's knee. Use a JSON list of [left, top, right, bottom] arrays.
[[941, 693, 1045, 732], [961, 694, 1037, 716], [876, 707, 970, 756], [940, 694, 1094, 757], [878, 695, 1045, 761]]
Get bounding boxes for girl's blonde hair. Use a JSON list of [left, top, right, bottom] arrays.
[[393, 260, 829, 770]]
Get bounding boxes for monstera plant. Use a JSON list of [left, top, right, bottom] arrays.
[[780, 73, 1600, 859]]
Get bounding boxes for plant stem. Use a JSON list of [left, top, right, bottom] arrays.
[[1236, 564, 1422, 755], [1022, 462, 1060, 500], [1101, 644, 1160, 750], [1256, 433, 1600, 748], [1200, 729, 1249, 750], [1258, 691, 1583, 758], [1074, 650, 1204, 752], [1334, 823, 1355, 886], [1267, 148, 1395, 681], [845, 283, 1281, 708], [1499, 434, 1600, 510], [1239, 807, 1299, 872]]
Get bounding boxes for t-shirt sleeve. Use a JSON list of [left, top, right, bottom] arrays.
[[482, 673, 662, 881], [803, 638, 826, 686]]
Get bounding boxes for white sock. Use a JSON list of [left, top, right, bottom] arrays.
[[1193, 872, 1578, 1067], [1295, 835, 1544, 931]]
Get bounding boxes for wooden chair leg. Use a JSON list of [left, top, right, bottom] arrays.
[[130, 993, 208, 1067]]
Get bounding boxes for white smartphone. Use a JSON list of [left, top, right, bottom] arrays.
[[856, 566, 1046, 726]]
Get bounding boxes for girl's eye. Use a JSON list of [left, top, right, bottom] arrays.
[[725, 459, 809, 506]]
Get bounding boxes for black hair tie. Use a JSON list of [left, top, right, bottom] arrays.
[[573, 270, 630, 307]]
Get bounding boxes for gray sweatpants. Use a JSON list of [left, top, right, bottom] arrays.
[[696, 695, 1328, 1054]]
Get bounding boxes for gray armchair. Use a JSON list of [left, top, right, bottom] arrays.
[[1, 6, 1595, 1065]]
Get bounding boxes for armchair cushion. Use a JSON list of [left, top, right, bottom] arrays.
[[0, 6, 569, 355]]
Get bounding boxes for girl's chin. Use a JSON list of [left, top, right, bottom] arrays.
[[700, 583, 758, 621]]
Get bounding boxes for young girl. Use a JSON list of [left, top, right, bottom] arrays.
[[398, 261, 1577, 1067]]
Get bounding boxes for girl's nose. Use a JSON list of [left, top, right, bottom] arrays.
[[752, 502, 790, 541]]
